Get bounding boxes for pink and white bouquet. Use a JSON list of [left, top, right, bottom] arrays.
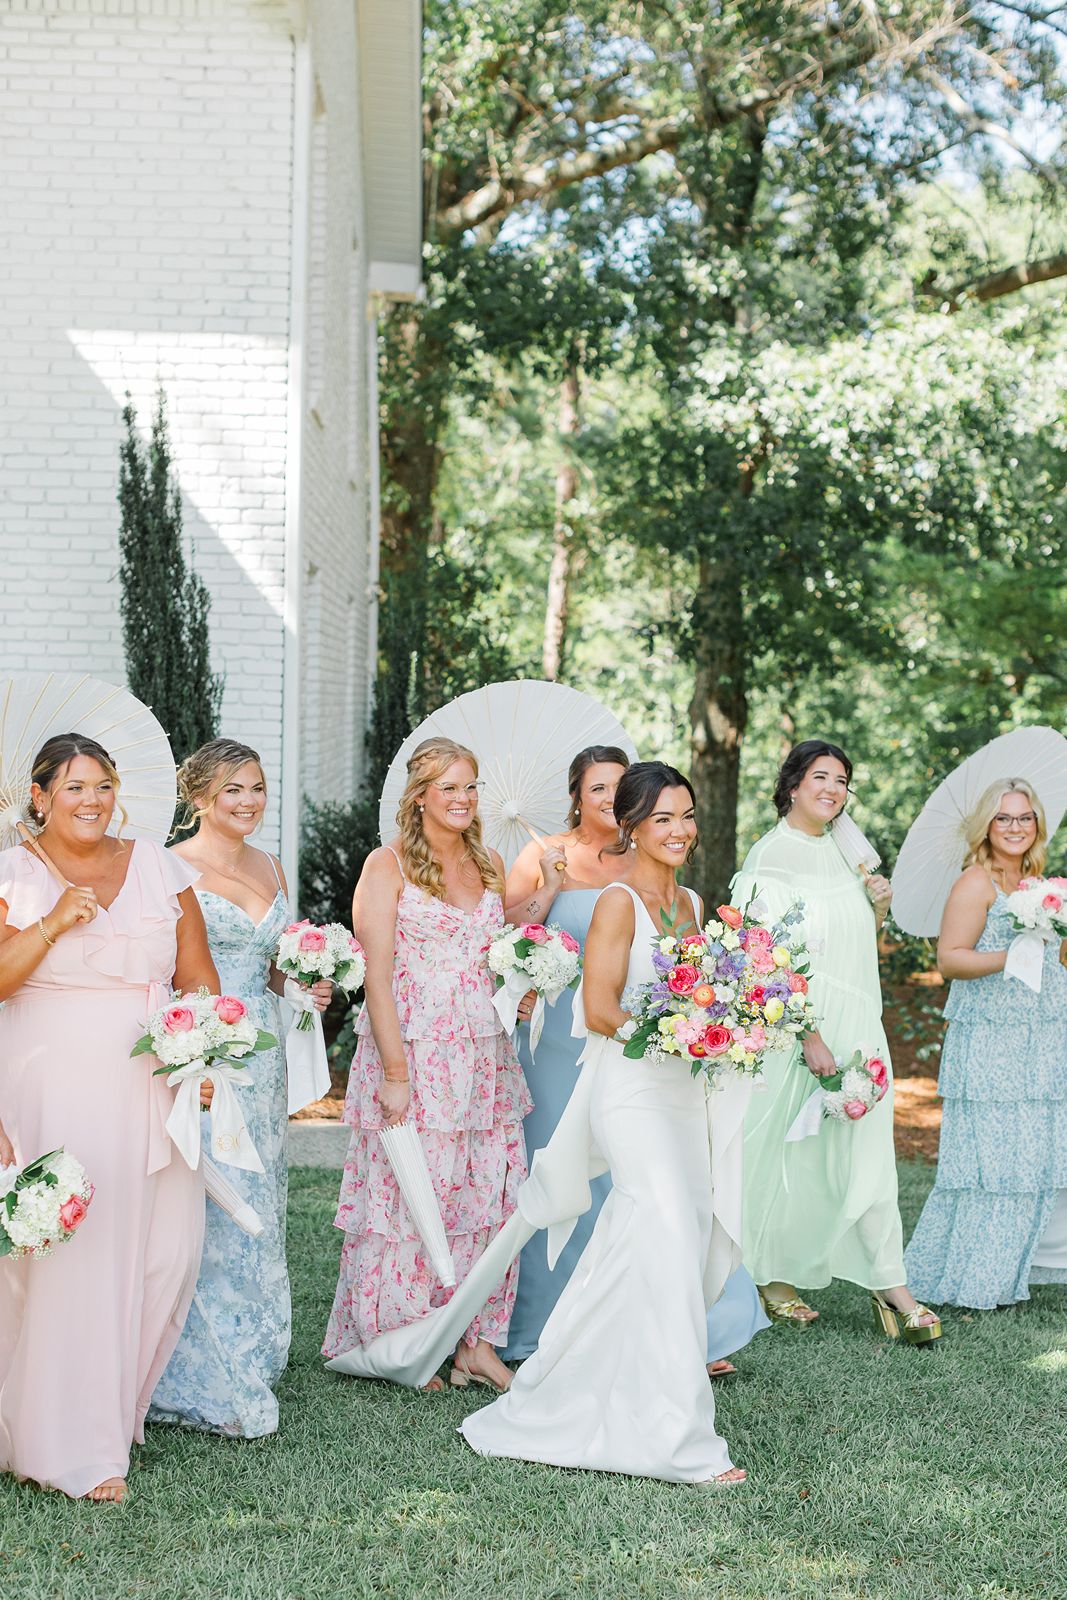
[[620, 894, 818, 1083], [1004, 876, 1067, 991], [276, 920, 366, 1031], [0, 1147, 94, 1259], [786, 1049, 888, 1140], [131, 989, 277, 1172], [488, 921, 583, 1052]]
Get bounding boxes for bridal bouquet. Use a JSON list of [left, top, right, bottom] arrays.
[[1003, 877, 1067, 992], [276, 920, 366, 1031], [132, 990, 277, 1172], [0, 1148, 94, 1260], [620, 895, 817, 1083], [786, 1049, 889, 1142], [488, 922, 583, 1053]]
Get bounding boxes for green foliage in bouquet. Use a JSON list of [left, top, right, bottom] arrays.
[[0, 1151, 61, 1258]]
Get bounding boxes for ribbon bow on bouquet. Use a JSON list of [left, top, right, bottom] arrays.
[[1003, 878, 1067, 993], [131, 990, 277, 1172], [488, 923, 583, 1057]]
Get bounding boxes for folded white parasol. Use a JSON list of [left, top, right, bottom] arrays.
[[378, 679, 637, 868], [377, 1122, 455, 1288], [203, 1158, 263, 1237], [891, 725, 1067, 936], [0, 672, 178, 847]]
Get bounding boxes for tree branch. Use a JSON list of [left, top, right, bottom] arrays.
[[925, 250, 1067, 309], [921, 69, 1062, 185]]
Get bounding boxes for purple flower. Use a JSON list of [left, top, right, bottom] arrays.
[[652, 951, 674, 976]]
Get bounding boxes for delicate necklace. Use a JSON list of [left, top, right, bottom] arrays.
[[200, 839, 246, 876]]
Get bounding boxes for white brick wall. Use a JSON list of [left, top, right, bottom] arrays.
[[0, 0, 380, 863]]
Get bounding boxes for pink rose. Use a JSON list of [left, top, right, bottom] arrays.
[[874, 1077, 889, 1101], [214, 995, 247, 1024], [750, 949, 775, 975], [717, 905, 743, 929], [746, 986, 767, 1007], [745, 1024, 767, 1052], [520, 924, 549, 944], [558, 930, 580, 954], [349, 936, 364, 954], [667, 963, 701, 996], [1042, 893, 1063, 912], [285, 919, 310, 934], [59, 1194, 90, 1232], [788, 973, 808, 994], [867, 1056, 888, 1089], [163, 1005, 195, 1034], [298, 927, 327, 951], [746, 927, 773, 951], [703, 1025, 732, 1056], [843, 1099, 868, 1120]]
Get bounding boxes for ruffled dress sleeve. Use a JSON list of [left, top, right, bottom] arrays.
[[80, 840, 202, 987], [0, 846, 55, 926]]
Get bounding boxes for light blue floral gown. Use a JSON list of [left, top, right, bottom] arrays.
[[148, 870, 292, 1436], [502, 888, 769, 1365], [905, 889, 1067, 1309]]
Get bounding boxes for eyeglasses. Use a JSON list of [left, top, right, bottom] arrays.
[[992, 813, 1036, 829], [430, 783, 483, 798]]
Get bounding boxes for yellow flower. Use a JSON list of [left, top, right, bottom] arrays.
[[728, 1043, 747, 1063], [763, 997, 785, 1024], [658, 1015, 679, 1035], [772, 946, 791, 967]]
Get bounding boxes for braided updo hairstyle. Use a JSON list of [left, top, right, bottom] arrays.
[[174, 738, 265, 835]]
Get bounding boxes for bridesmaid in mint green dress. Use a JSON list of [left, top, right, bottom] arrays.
[[502, 747, 769, 1371], [738, 740, 940, 1343], [905, 779, 1067, 1308], [149, 740, 332, 1436]]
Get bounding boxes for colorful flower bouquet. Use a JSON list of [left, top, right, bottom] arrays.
[[131, 989, 277, 1172], [276, 920, 366, 1031], [488, 921, 583, 1052], [1004, 876, 1067, 991], [0, 1148, 94, 1259], [786, 1049, 888, 1140], [620, 895, 818, 1082]]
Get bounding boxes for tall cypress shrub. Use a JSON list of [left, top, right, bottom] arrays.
[[117, 391, 223, 760]]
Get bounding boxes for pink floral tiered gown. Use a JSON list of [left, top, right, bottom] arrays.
[[0, 841, 205, 1497], [323, 861, 531, 1357]]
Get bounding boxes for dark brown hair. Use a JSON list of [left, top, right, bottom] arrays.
[[30, 732, 127, 834], [603, 760, 697, 860], [773, 740, 853, 818], [567, 744, 630, 828]]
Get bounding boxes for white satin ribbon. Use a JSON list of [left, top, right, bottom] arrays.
[[786, 1089, 826, 1142], [164, 1060, 264, 1173], [492, 970, 558, 1055], [283, 979, 331, 1113], [1004, 927, 1055, 993], [0, 1164, 18, 1199]]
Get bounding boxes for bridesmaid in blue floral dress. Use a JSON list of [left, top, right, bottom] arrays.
[[502, 747, 769, 1371], [149, 740, 331, 1436], [905, 779, 1067, 1309]]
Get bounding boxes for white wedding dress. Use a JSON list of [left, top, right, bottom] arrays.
[[326, 883, 751, 1483]]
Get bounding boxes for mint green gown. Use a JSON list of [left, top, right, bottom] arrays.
[[737, 819, 906, 1291]]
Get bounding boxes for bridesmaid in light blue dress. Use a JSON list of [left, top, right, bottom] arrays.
[[905, 779, 1067, 1309], [501, 747, 769, 1371], [148, 740, 331, 1437]]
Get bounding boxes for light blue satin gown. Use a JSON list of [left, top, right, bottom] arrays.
[[502, 888, 769, 1364], [148, 874, 292, 1436]]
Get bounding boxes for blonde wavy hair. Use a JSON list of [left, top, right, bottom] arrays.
[[395, 737, 503, 899], [174, 738, 266, 836], [963, 777, 1048, 881], [30, 732, 129, 841]]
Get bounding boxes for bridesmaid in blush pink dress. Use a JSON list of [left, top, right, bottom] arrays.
[[323, 736, 531, 1393], [0, 733, 218, 1502]]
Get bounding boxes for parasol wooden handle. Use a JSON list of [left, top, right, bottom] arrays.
[[515, 815, 567, 873], [15, 822, 72, 889]]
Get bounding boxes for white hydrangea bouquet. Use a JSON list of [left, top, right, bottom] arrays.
[[0, 1147, 94, 1260], [786, 1049, 889, 1141], [1004, 876, 1067, 992], [276, 920, 366, 1031], [131, 989, 277, 1172], [488, 922, 583, 1053]]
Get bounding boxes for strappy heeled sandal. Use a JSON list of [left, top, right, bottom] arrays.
[[449, 1349, 512, 1392], [758, 1290, 819, 1325], [871, 1293, 942, 1345]]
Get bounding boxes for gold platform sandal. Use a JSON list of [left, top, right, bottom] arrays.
[[871, 1293, 942, 1345], [758, 1289, 819, 1325]]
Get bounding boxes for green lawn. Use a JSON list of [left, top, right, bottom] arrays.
[[2, 1163, 1065, 1600]]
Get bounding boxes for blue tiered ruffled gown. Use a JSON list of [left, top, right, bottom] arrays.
[[148, 884, 292, 1435], [502, 888, 768, 1365], [905, 891, 1067, 1309]]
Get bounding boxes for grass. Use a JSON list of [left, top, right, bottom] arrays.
[[2, 1163, 1065, 1600]]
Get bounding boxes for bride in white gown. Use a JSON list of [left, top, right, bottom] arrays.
[[460, 762, 748, 1485]]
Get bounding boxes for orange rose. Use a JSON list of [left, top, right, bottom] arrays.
[[716, 905, 743, 930]]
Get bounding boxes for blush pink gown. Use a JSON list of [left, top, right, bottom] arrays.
[[0, 840, 205, 1498]]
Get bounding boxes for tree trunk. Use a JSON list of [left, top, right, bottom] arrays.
[[688, 554, 748, 908], [542, 363, 582, 681]]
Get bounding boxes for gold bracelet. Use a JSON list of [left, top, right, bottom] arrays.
[[383, 1073, 410, 1085], [37, 918, 56, 948]]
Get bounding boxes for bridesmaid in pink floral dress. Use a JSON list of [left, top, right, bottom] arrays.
[[0, 734, 218, 1502], [323, 737, 532, 1392]]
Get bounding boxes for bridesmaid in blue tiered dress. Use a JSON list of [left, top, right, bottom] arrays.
[[502, 746, 769, 1372], [148, 740, 331, 1436], [905, 778, 1067, 1309]]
